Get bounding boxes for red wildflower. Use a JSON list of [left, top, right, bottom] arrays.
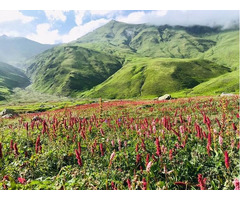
[[127, 179, 131, 190], [145, 153, 150, 166], [110, 151, 115, 165], [219, 135, 223, 146], [118, 139, 121, 151], [197, 174, 207, 190], [24, 122, 28, 132], [10, 140, 13, 150], [224, 151, 230, 169], [169, 149, 173, 160], [233, 178, 240, 190], [207, 132, 211, 156], [75, 149, 82, 167], [35, 135, 41, 154], [141, 138, 146, 151], [142, 178, 147, 190], [136, 153, 141, 164], [232, 123, 237, 131], [99, 143, 104, 156], [155, 137, 161, 157], [146, 161, 153, 173], [13, 143, 19, 156], [111, 181, 117, 190], [3, 175, 9, 181], [135, 143, 139, 152], [18, 177, 26, 184]]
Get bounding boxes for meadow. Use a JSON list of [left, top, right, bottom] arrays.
[[0, 95, 239, 190]]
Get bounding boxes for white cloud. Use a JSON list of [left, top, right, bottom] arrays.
[[26, 18, 110, 44], [74, 11, 86, 26], [116, 10, 168, 24], [26, 23, 61, 44], [62, 18, 110, 43], [44, 10, 67, 22], [0, 10, 34, 24]]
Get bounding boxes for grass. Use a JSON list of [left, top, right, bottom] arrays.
[[82, 57, 230, 99], [26, 45, 122, 96], [0, 88, 97, 113]]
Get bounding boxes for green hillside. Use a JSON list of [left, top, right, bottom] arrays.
[[26, 44, 122, 96], [24, 21, 239, 99], [0, 35, 54, 68], [188, 70, 239, 96], [77, 20, 220, 59], [201, 30, 239, 70], [82, 57, 230, 99], [0, 62, 30, 100]]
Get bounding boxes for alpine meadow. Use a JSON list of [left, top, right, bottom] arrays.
[[0, 10, 239, 191]]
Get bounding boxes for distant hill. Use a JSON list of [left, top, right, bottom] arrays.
[[26, 45, 122, 96], [0, 35, 54, 68], [0, 61, 30, 100], [25, 20, 239, 99]]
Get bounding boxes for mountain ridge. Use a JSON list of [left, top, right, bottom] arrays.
[[0, 35, 55, 68], [24, 20, 239, 98]]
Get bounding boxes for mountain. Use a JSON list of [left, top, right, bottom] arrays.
[[76, 20, 219, 58], [0, 61, 30, 100], [26, 45, 122, 96], [25, 20, 239, 99], [0, 35, 54, 68]]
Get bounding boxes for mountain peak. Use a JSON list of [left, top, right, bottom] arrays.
[[0, 34, 8, 39]]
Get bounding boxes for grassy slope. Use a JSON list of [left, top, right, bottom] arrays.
[[0, 61, 30, 99], [176, 70, 239, 97], [82, 57, 230, 99], [27, 45, 123, 96], [201, 30, 239, 70]]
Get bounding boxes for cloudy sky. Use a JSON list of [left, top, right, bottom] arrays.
[[0, 10, 238, 44]]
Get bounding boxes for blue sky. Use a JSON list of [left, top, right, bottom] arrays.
[[0, 10, 238, 44]]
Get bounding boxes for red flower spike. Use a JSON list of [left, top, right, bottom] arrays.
[[99, 143, 104, 156], [142, 178, 147, 190], [224, 151, 230, 169], [197, 174, 206, 190], [127, 179, 131, 190], [155, 137, 161, 157], [13, 143, 19, 156], [10, 140, 13, 150]]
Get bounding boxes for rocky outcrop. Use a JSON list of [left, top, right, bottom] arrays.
[[158, 94, 171, 101]]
